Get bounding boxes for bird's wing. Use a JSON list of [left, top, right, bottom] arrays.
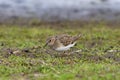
[[56, 34, 74, 46]]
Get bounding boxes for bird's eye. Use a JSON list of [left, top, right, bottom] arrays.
[[49, 40, 51, 42]]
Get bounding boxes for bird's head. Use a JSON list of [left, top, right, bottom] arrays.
[[44, 37, 56, 47]]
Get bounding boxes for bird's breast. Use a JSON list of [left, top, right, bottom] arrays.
[[55, 42, 76, 51]]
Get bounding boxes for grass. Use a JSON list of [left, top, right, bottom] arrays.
[[0, 24, 120, 80]]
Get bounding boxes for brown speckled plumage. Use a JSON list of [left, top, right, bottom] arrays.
[[55, 34, 80, 46], [44, 34, 81, 51]]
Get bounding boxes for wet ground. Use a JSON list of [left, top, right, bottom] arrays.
[[0, 0, 120, 22]]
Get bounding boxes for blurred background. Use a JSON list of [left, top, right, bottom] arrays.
[[0, 0, 120, 25]]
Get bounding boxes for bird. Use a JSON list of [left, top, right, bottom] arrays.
[[44, 34, 81, 52]]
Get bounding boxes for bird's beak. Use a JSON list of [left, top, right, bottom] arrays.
[[43, 42, 48, 48]]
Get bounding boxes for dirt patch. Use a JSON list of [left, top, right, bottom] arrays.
[[0, 46, 119, 64]]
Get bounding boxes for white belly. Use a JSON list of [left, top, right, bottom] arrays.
[[55, 42, 76, 51]]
